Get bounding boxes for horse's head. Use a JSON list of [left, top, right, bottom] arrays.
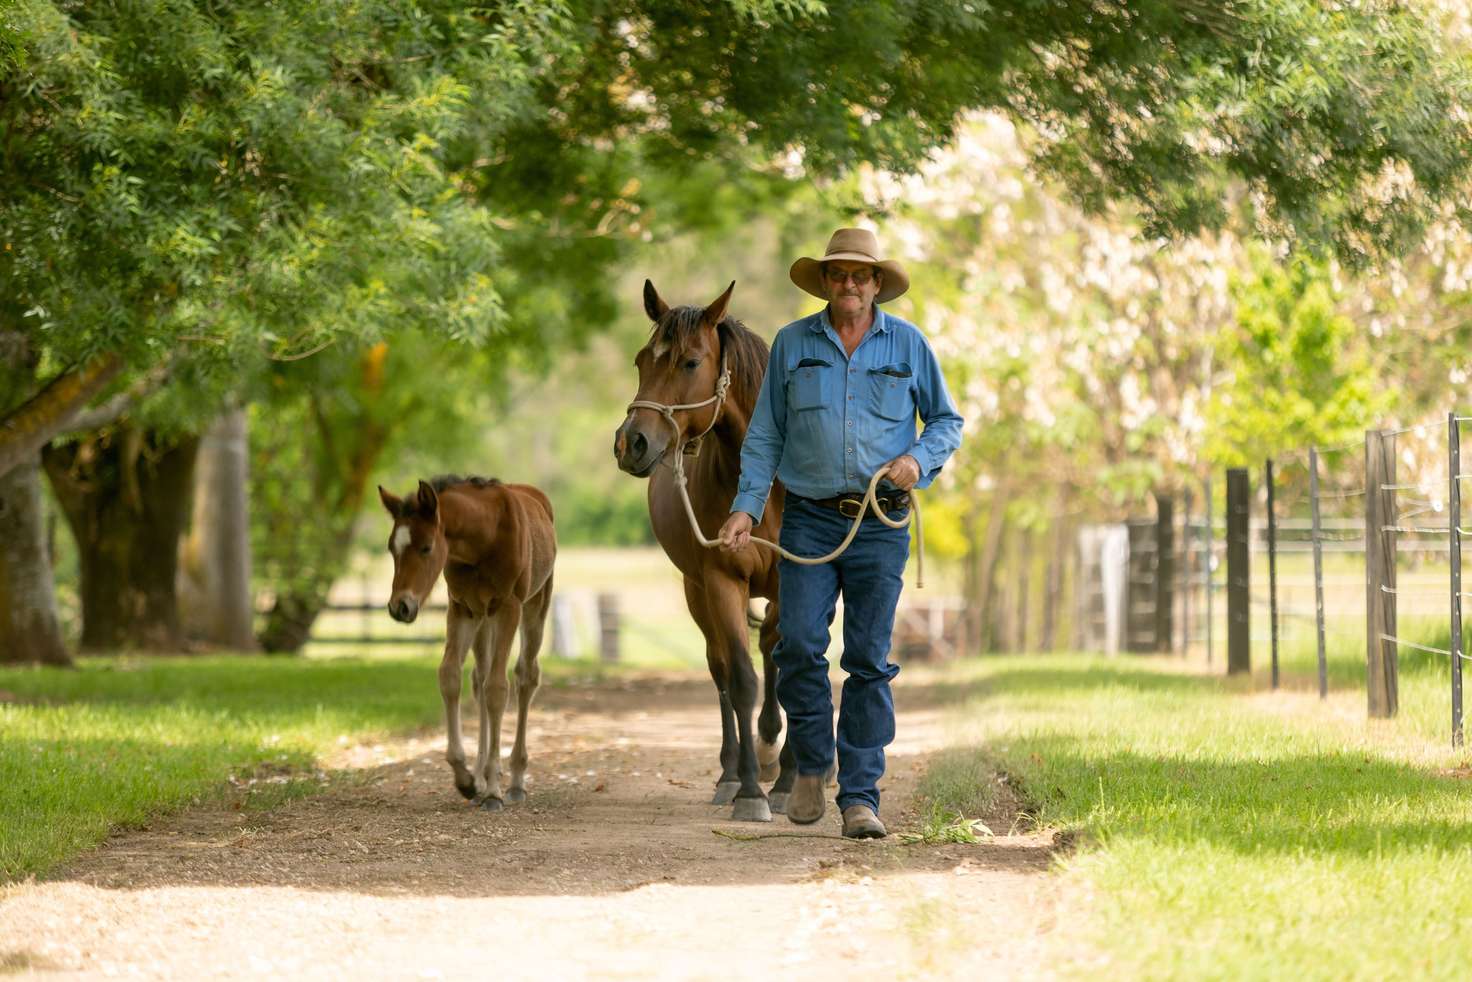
[[615, 279, 735, 477], [377, 480, 449, 624]]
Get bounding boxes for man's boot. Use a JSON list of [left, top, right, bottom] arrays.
[[786, 773, 826, 824], [841, 804, 887, 839]]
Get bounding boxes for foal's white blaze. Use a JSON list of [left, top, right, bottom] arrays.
[[390, 524, 411, 558]]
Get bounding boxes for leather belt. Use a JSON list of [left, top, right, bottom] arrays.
[[796, 491, 910, 519]]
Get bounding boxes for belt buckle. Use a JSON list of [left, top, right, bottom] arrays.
[[838, 498, 863, 519]]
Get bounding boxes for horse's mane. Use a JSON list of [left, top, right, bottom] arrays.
[[428, 474, 501, 493], [652, 306, 769, 411]]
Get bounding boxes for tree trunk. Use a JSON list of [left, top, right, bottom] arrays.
[[976, 488, 1011, 652], [1015, 527, 1033, 654], [0, 456, 72, 665], [0, 331, 71, 666], [1041, 517, 1068, 653], [179, 408, 256, 650], [43, 427, 200, 652]]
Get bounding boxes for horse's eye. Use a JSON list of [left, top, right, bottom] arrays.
[[419, 545, 432, 556], [684, 359, 700, 371]]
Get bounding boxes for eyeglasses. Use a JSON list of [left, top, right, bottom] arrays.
[[823, 266, 878, 286]]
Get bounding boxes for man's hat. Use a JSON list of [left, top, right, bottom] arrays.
[[789, 227, 910, 304]]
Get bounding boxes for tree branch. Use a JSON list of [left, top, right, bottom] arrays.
[[64, 360, 173, 433], [0, 352, 125, 481]]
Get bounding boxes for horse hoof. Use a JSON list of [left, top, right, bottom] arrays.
[[478, 795, 505, 812], [455, 778, 478, 800], [768, 792, 789, 815], [506, 787, 527, 804], [730, 796, 773, 823], [712, 781, 741, 805], [759, 761, 780, 783]]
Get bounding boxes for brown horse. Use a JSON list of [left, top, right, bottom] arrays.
[[614, 281, 794, 823], [378, 476, 556, 810]]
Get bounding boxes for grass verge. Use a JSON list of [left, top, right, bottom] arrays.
[[0, 652, 645, 883], [922, 653, 1472, 979]]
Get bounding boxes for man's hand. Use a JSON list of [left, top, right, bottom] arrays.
[[884, 454, 921, 491], [719, 511, 754, 552]]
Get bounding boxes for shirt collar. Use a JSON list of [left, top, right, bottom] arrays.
[[811, 304, 888, 334]]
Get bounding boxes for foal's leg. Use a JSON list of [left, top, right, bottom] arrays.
[[471, 617, 495, 795], [705, 574, 770, 823], [476, 602, 522, 811], [685, 576, 739, 805], [508, 578, 552, 803], [440, 604, 481, 799]]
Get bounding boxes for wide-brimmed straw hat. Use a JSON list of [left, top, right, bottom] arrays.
[[789, 227, 910, 304]]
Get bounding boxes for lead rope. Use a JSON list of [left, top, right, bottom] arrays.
[[627, 368, 925, 588]]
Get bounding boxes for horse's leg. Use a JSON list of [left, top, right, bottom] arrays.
[[756, 599, 784, 784], [471, 617, 495, 795], [758, 600, 799, 814], [476, 601, 521, 811], [507, 577, 551, 804], [704, 573, 770, 823], [440, 604, 480, 800], [685, 575, 739, 805]]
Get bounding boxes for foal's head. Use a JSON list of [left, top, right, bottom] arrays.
[[377, 480, 448, 624], [614, 279, 734, 477]]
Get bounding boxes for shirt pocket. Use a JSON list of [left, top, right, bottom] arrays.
[[788, 357, 834, 411], [868, 362, 914, 421]]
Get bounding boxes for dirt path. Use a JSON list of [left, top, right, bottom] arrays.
[[1, 672, 1059, 980]]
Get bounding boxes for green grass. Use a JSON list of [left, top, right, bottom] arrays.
[[925, 653, 1472, 979], [0, 652, 651, 883]]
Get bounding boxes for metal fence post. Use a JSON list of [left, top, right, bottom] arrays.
[[1227, 468, 1251, 675], [1309, 446, 1328, 700], [1365, 429, 1399, 718], [1266, 458, 1280, 690], [1205, 476, 1214, 669], [1450, 413, 1464, 747]]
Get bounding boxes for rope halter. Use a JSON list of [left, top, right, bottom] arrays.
[[625, 358, 732, 467]]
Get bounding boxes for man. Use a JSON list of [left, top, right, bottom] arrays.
[[718, 227, 963, 839]]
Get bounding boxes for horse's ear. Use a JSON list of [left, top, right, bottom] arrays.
[[378, 485, 402, 518], [643, 279, 670, 322], [416, 480, 438, 518], [702, 280, 735, 327]]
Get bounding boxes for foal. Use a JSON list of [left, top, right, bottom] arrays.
[[379, 476, 556, 809]]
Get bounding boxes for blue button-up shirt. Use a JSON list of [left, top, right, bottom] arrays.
[[731, 305, 964, 521]]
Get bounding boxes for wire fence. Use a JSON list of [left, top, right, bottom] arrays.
[[1182, 412, 1469, 747]]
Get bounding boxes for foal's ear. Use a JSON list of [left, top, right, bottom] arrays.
[[643, 279, 670, 322], [378, 485, 402, 518], [702, 280, 736, 328], [416, 480, 439, 518]]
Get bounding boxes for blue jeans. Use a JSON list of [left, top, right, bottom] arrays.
[[773, 497, 909, 813]]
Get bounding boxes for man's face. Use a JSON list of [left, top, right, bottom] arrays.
[[823, 260, 881, 320]]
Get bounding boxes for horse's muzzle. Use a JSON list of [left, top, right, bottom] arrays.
[[614, 418, 663, 477], [388, 596, 418, 623]]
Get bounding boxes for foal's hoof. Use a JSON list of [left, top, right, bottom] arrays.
[[712, 781, 741, 806], [730, 796, 773, 823], [768, 791, 789, 815], [478, 795, 505, 812], [506, 787, 527, 804]]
